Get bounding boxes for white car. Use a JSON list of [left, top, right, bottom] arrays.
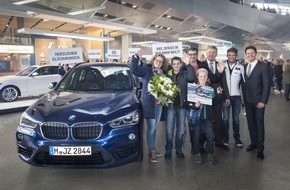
[[0, 65, 62, 102]]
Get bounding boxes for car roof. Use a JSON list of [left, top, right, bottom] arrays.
[[74, 63, 129, 68]]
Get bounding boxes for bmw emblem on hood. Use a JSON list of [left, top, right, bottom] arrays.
[[68, 115, 76, 121]]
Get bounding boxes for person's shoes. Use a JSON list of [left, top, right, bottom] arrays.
[[164, 150, 172, 160], [149, 151, 157, 163], [207, 153, 216, 165], [216, 142, 229, 151], [223, 142, 230, 151], [176, 150, 185, 159], [235, 140, 244, 148], [194, 153, 202, 164], [246, 144, 256, 152], [154, 150, 162, 158], [257, 151, 264, 160]]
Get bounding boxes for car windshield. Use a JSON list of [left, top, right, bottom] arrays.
[[16, 66, 37, 76], [56, 65, 133, 92]]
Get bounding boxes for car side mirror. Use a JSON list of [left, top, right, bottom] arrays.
[[49, 82, 57, 89], [31, 72, 39, 76]]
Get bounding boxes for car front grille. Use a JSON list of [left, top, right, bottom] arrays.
[[40, 122, 102, 140], [72, 122, 102, 140], [41, 122, 68, 140]]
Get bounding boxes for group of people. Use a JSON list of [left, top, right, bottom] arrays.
[[130, 45, 271, 164], [58, 63, 70, 77]]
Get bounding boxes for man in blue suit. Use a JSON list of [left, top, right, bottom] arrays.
[[242, 46, 271, 160]]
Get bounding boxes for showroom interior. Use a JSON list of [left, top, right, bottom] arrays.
[[0, 0, 290, 190]]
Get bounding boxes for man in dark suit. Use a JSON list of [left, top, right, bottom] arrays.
[[199, 46, 230, 151], [242, 46, 271, 160]]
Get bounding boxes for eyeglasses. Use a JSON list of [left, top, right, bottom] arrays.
[[188, 53, 197, 56], [155, 59, 163, 63]]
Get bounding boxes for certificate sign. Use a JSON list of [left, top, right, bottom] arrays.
[[152, 42, 183, 58], [187, 83, 215, 106]]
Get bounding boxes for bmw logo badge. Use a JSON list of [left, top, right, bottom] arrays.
[[68, 115, 76, 121]]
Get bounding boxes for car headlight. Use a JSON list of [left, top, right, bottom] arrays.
[[109, 110, 140, 128], [19, 112, 40, 129]]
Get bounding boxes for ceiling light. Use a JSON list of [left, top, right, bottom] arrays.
[[257, 49, 274, 53], [189, 41, 219, 46], [132, 41, 163, 47], [178, 36, 231, 44], [18, 28, 114, 41], [13, 0, 39, 5], [68, 6, 106, 15]]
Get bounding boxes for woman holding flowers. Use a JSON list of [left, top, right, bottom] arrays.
[[164, 56, 195, 159], [130, 50, 168, 163]]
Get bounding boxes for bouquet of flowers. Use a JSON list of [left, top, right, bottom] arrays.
[[148, 74, 180, 106]]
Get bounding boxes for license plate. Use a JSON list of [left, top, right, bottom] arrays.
[[49, 146, 92, 156]]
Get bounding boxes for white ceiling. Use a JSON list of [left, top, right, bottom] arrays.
[[1, 0, 290, 59]]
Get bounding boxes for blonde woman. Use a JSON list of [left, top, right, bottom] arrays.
[[282, 59, 290, 101]]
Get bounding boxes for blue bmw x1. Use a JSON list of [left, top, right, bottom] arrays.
[[16, 63, 143, 168]]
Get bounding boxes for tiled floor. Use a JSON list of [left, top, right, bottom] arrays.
[[0, 93, 289, 190]]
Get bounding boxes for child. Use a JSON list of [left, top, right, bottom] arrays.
[[188, 68, 219, 165]]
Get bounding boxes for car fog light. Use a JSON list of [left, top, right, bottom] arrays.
[[128, 133, 136, 140], [17, 133, 24, 141]]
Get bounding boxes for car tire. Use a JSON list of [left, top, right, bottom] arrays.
[[1, 86, 19, 102]]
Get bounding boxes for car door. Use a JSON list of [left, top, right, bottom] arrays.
[[26, 66, 60, 96]]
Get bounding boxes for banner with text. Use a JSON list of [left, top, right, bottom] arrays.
[[152, 42, 183, 58], [49, 48, 83, 65], [0, 45, 34, 54], [107, 49, 121, 59], [88, 49, 101, 59]]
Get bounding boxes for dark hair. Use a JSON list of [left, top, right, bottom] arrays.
[[245, 46, 257, 53], [188, 48, 198, 54], [207, 46, 218, 52], [227, 47, 238, 55], [170, 56, 182, 65]]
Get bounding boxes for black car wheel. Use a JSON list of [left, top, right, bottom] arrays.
[[1, 86, 19, 102]]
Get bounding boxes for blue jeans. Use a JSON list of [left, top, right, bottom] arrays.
[[222, 96, 241, 143], [193, 120, 215, 154], [165, 107, 186, 151], [146, 105, 162, 151]]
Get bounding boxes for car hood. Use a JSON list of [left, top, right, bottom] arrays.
[[27, 91, 138, 122]]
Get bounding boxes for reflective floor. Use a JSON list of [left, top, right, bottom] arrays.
[[0, 93, 289, 190]]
